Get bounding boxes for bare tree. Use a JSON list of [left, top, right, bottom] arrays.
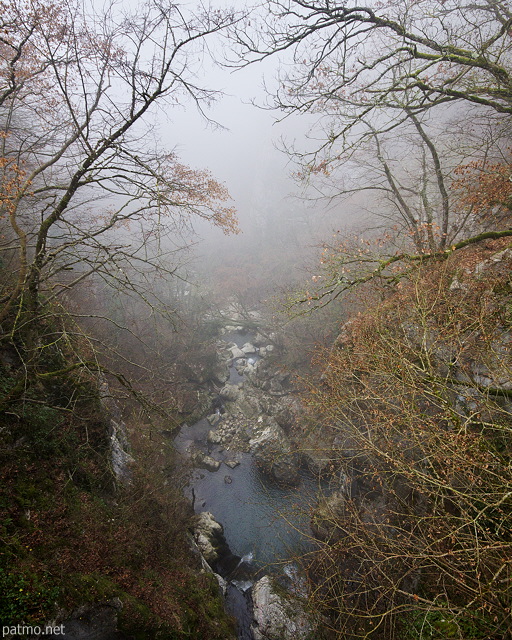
[[0, 0, 240, 408], [300, 247, 512, 639], [237, 0, 512, 120]]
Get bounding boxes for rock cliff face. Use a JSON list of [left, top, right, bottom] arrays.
[[251, 576, 313, 640], [301, 240, 512, 637], [249, 420, 300, 485], [99, 377, 134, 485], [192, 511, 229, 564]]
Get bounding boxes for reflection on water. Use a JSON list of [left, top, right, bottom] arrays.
[[176, 327, 323, 638], [176, 417, 320, 568], [191, 452, 318, 567]]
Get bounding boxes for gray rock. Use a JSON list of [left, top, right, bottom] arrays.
[[214, 572, 228, 596], [251, 576, 312, 640], [270, 379, 283, 394], [109, 419, 134, 485], [220, 384, 240, 402], [196, 454, 221, 472], [249, 420, 300, 485], [212, 364, 230, 385], [193, 512, 225, 563], [230, 346, 245, 359], [491, 247, 512, 263], [207, 430, 223, 445], [253, 332, 267, 346], [302, 450, 333, 477], [311, 492, 346, 541], [207, 412, 221, 427], [225, 459, 240, 469], [449, 275, 468, 292], [241, 342, 257, 354]]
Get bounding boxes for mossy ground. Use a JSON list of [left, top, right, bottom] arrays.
[[0, 361, 235, 638]]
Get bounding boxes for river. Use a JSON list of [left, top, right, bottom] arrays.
[[174, 327, 322, 638]]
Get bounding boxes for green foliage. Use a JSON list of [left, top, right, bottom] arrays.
[[402, 607, 497, 639], [0, 569, 60, 625], [0, 338, 235, 638]]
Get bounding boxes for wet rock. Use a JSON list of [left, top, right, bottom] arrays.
[[251, 575, 312, 640], [196, 454, 221, 472], [207, 412, 221, 427], [249, 419, 300, 485], [225, 459, 240, 469], [220, 384, 240, 402]]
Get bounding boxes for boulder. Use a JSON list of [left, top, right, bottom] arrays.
[[251, 576, 312, 640], [220, 384, 240, 402], [196, 454, 221, 472], [207, 412, 221, 427], [241, 342, 257, 354], [249, 419, 300, 485], [211, 361, 230, 385], [192, 512, 226, 564], [230, 345, 245, 359], [270, 378, 283, 394], [253, 332, 267, 346], [235, 392, 262, 419], [311, 492, 346, 541], [207, 430, 223, 445], [302, 449, 333, 477]]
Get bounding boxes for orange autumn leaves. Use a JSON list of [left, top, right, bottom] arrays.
[[452, 156, 512, 223]]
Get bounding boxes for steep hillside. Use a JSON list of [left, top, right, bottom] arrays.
[[297, 239, 512, 640], [0, 333, 235, 639]]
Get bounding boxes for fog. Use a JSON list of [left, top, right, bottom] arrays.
[[153, 19, 356, 300]]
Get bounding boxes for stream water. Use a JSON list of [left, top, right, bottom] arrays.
[[177, 422, 319, 568], [174, 329, 321, 638]]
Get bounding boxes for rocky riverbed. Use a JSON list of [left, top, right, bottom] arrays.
[[174, 324, 318, 640]]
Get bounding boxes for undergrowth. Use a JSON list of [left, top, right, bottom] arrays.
[[0, 356, 234, 638]]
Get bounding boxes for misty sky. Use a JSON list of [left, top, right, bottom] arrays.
[[156, 8, 326, 239]]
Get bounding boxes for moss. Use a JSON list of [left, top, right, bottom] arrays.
[[401, 607, 499, 639], [0, 568, 60, 625], [0, 347, 236, 639]]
